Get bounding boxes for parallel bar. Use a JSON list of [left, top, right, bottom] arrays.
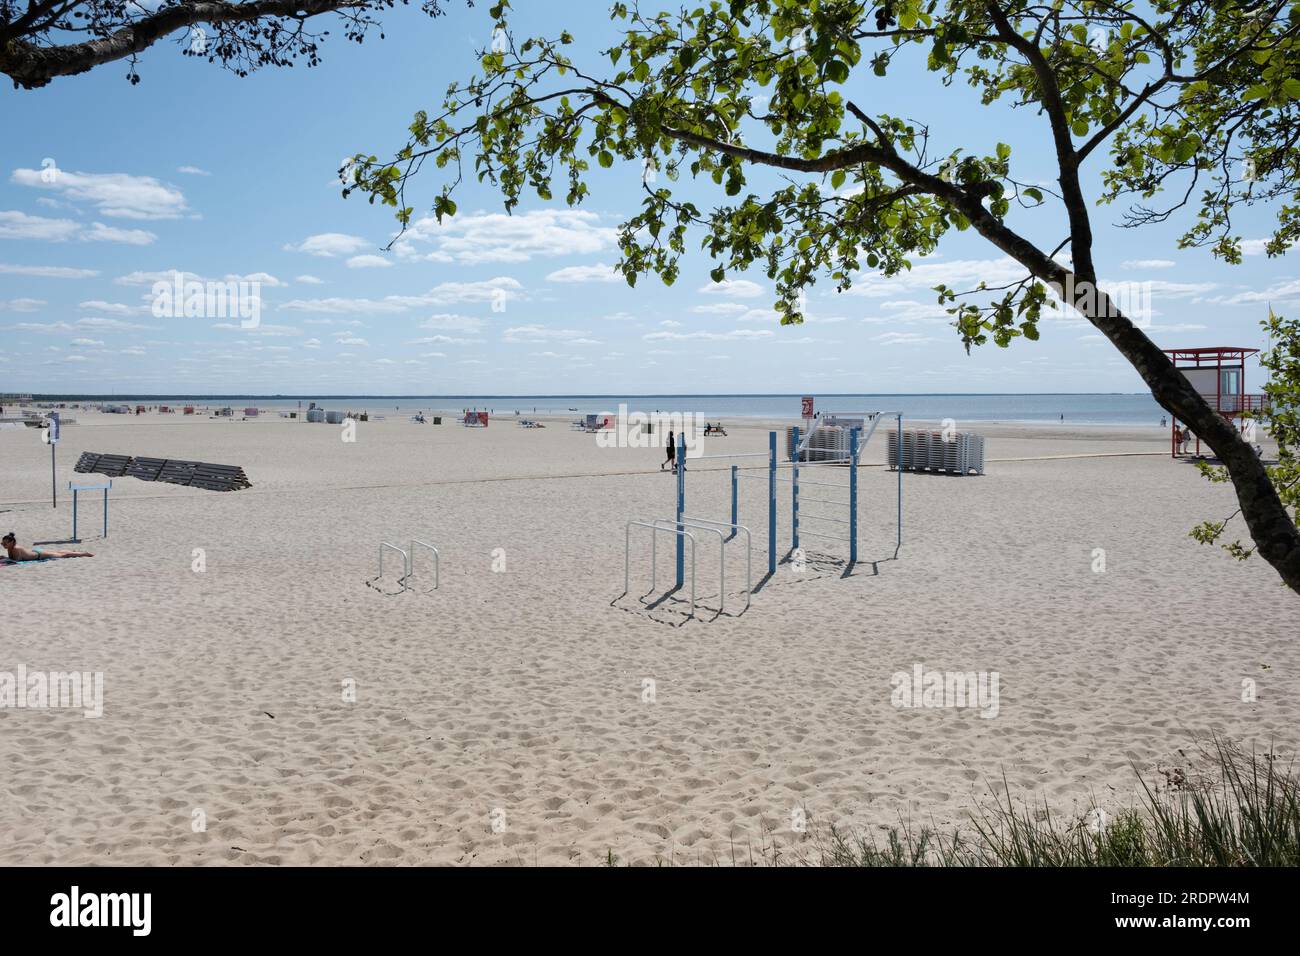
[[730, 465, 738, 530], [850, 427, 859, 564], [791, 425, 800, 552], [675, 432, 686, 589], [679, 515, 752, 612], [626, 521, 697, 618], [897, 413, 903, 551], [409, 539, 440, 590], [768, 431, 777, 576], [693, 452, 772, 460]]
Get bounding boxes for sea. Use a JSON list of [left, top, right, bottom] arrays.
[[34, 393, 1170, 426]]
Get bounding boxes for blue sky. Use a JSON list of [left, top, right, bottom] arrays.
[[0, 1, 1294, 395]]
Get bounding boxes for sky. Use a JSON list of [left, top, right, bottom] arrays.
[[0, 1, 1295, 396]]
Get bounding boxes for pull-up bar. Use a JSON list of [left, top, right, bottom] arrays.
[[68, 480, 111, 542], [676, 431, 777, 588]]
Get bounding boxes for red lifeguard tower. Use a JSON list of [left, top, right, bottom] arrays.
[[1163, 346, 1267, 458]]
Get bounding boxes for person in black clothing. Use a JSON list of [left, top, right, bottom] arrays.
[[664, 430, 675, 472]]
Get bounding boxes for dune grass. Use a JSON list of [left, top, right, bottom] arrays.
[[816, 739, 1297, 867]]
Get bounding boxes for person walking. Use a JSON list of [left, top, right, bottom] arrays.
[[663, 430, 676, 473]]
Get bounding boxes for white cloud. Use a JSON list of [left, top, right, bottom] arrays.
[[1208, 279, 1300, 307], [177, 166, 211, 176], [75, 317, 153, 331], [546, 262, 622, 283], [1121, 259, 1176, 270], [875, 331, 935, 345], [502, 324, 589, 343], [699, 279, 764, 298], [0, 211, 156, 244], [113, 269, 203, 286], [0, 210, 78, 241], [691, 302, 748, 315], [83, 222, 157, 245], [0, 263, 98, 278], [235, 272, 286, 288], [10, 168, 188, 219], [283, 232, 370, 257], [281, 278, 521, 314], [643, 329, 774, 341], [0, 297, 45, 311], [419, 314, 485, 332], [70, 337, 104, 347], [295, 275, 324, 285], [394, 210, 616, 265], [848, 256, 1030, 297], [346, 254, 392, 269]]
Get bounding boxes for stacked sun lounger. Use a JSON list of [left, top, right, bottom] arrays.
[[887, 430, 985, 475], [75, 452, 251, 491]]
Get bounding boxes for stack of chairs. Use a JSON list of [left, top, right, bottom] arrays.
[[76, 452, 251, 491], [887, 430, 985, 475]]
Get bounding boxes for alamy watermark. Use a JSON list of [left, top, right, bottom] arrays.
[[595, 404, 707, 457], [151, 270, 261, 329], [1047, 274, 1152, 327], [0, 665, 104, 718], [890, 663, 1000, 719]]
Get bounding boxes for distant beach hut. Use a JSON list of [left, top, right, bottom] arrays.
[[306, 408, 326, 423], [243, 407, 259, 417]]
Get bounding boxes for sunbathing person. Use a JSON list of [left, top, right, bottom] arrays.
[[1, 532, 93, 560]]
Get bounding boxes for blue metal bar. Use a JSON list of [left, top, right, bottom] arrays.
[[72, 488, 78, 541], [897, 413, 903, 551], [850, 427, 859, 564], [675, 432, 686, 588], [768, 431, 777, 576], [791, 425, 800, 551], [731, 464, 738, 529]]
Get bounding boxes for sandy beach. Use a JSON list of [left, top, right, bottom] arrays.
[[1, 411, 1295, 865]]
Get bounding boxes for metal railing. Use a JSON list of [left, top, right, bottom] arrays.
[[656, 515, 752, 615], [407, 539, 440, 590], [369, 542, 409, 593], [624, 520, 697, 619]]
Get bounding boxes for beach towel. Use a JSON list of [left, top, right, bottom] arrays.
[[0, 556, 53, 567]]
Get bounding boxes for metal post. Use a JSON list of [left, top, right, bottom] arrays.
[[730, 464, 738, 529], [849, 427, 860, 564], [768, 430, 777, 576], [72, 487, 78, 541], [791, 425, 800, 551], [675, 432, 686, 589], [896, 413, 903, 550], [104, 486, 109, 537], [51, 440, 56, 508]]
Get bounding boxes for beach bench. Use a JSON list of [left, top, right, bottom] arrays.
[[75, 452, 132, 477], [125, 456, 167, 482], [189, 463, 253, 491], [74, 452, 252, 491]]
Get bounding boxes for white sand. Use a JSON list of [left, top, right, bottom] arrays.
[[1, 410, 1295, 865]]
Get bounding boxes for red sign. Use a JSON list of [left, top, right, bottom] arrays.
[[801, 396, 814, 418]]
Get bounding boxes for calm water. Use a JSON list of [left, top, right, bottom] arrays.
[[46, 393, 1169, 426]]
